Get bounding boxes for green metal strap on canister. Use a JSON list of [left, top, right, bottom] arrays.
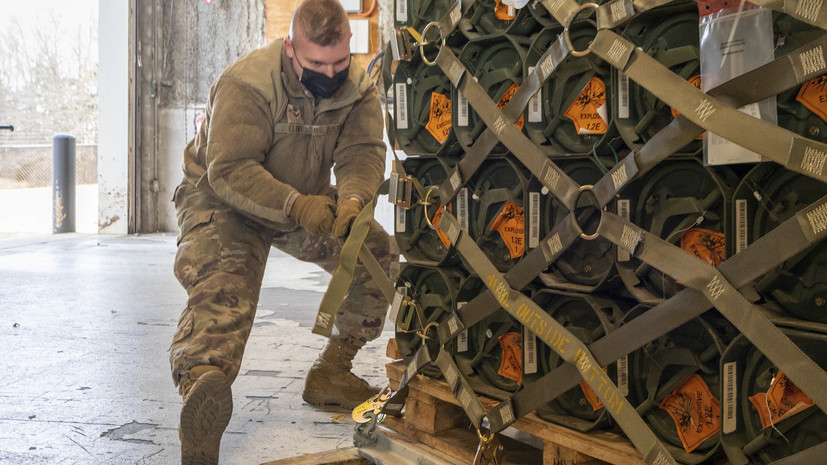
[[721, 329, 827, 465], [435, 208, 678, 465], [393, 264, 463, 377]]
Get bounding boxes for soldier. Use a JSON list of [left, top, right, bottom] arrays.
[[169, 0, 394, 462]]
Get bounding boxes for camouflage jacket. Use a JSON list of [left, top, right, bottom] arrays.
[[180, 39, 386, 231]]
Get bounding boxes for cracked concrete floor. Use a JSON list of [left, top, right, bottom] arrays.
[[0, 234, 393, 464]]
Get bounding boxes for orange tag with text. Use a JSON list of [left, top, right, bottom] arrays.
[[426, 92, 452, 143], [494, 0, 516, 20], [497, 332, 523, 384], [489, 201, 525, 259], [796, 75, 827, 123], [497, 83, 525, 131], [659, 374, 721, 453], [580, 367, 608, 412], [680, 227, 725, 267], [671, 75, 704, 140], [563, 77, 608, 135], [748, 371, 815, 430], [432, 204, 453, 249]]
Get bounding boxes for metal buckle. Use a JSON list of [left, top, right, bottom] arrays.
[[389, 172, 415, 209], [391, 27, 418, 61]]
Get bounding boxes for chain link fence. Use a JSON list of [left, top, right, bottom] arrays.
[[0, 145, 97, 189]]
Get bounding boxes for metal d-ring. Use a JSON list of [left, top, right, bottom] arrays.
[[419, 21, 446, 66], [423, 186, 441, 230], [576, 184, 601, 240], [420, 322, 438, 340], [562, 2, 600, 57]]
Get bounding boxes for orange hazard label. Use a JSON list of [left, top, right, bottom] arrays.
[[659, 374, 721, 453], [426, 92, 452, 143], [580, 367, 608, 412], [489, 201, 525, 259], [563, 77, 609, 135], [796, 75, 827, 123], [432, 204, 453, 249], [680, 227, 725, 267], [749, 371, 815, 430], [498, 331, 523, 384], [497, 83, 525, 131], [494, 0, 516, 20], [671, 75, 704, 140]]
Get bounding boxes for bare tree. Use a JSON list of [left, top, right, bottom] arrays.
[[0, 10, 98, 145]]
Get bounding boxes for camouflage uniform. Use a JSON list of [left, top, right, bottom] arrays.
[[169, 38, 392, 393], [170, 181, 393, 392]]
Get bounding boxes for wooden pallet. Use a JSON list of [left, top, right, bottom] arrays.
[[383, 340, 647, 465]]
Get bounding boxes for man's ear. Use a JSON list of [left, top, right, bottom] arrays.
[[284, 37, 294, 58]]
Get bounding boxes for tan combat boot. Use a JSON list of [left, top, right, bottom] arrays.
[[302, 338, 381, 409], [179, 365, 233, 465]]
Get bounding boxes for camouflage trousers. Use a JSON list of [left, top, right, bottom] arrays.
[[169, 181, 396, 392]]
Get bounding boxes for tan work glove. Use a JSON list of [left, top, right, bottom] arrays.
[[289, 194, 336, 235], [332, 198, 363, 239]]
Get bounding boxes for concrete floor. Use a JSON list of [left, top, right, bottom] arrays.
[[0, 233, 394, 465]]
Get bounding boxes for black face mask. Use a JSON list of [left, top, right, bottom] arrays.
[[293, 50, 350, 98]]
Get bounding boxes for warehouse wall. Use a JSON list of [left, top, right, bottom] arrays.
[[135, 0, 265, 233]]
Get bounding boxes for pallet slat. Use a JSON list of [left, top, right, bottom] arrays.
[[385, 359, 646, 465]]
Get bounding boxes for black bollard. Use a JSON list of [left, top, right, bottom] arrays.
[[52, 134, 76, 233]]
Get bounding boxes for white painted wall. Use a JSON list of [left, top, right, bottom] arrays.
[[97, 0, 129, 234]]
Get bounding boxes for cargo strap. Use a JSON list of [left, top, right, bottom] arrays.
[[437, 211, 582, 344], [434, 209, 677, 465], [435, 35, 574, 206], [381, 343, 489, 430], [436, 31, 827, 347], [598, 207, 827, 408], [432, 46, 582, 211], [767, 441, 827, 465], [540, 0, 827, 34], [591, 29, 827, 184], [592, 35, 827, 207], [488, 195, 827, 435], [313, 180, 397, 337]]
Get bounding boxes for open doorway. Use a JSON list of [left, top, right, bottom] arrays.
[[0, 0, 99, 237]]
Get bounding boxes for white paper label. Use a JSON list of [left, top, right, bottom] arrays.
[[458, 188, 469, 231], [387, 87, 395, 123], [617, 199, 631, 262], [723, 361, 737, 434], [395, 83, 408, 130], [457, 302, 468, 352], [396, 205, 407, 233], [458, 89, 469, 127], [529, 192, 540, 249], [735, 199, 747, 254], [524, 325, 537, 374], [617, 354, 628, 397], [617, 69, 630, 119], [528, 66, 543, 123], [396, 0, 408, 23]]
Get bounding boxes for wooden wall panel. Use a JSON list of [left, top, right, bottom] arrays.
[[265, 0, 380, 73]]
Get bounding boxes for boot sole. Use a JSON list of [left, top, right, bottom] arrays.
[[302, 385, 380, 410], [180, 371, 233, 465]]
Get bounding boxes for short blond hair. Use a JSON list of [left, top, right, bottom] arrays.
[[290, 0, 350, 46]]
